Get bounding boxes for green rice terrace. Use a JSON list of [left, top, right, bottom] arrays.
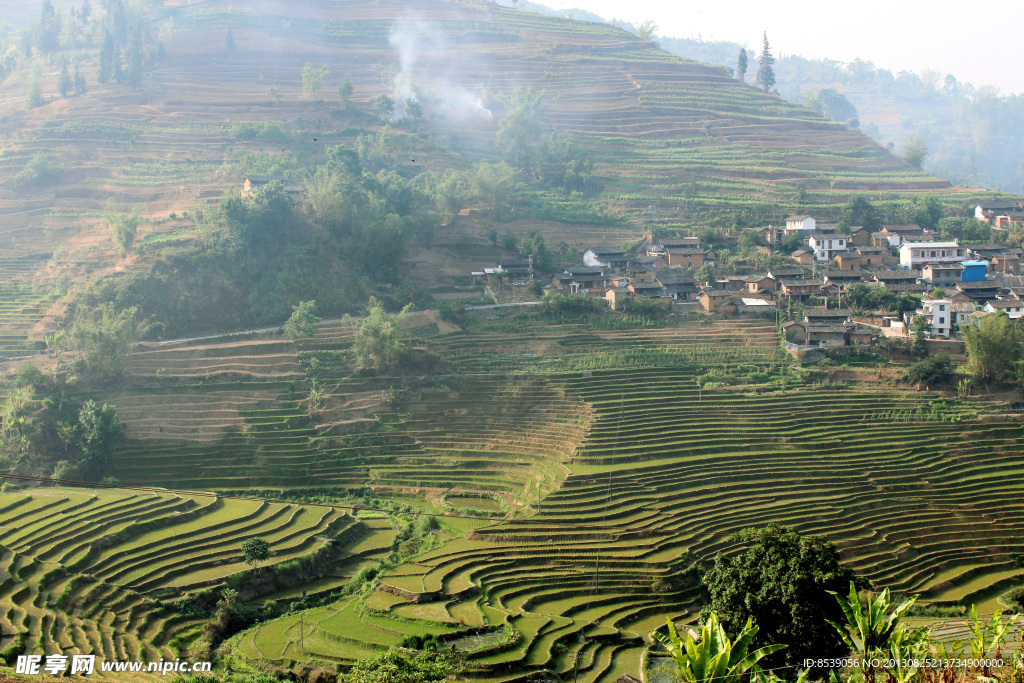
[[4, 316, 1023, 681], [0, 486, 378, 670]]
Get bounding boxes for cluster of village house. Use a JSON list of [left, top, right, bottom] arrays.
[[476, 202, 1024, 349]]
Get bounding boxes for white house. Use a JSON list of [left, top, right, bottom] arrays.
[[785, 215, 816, 233], [984, 300, 1024, 319], [899, 241, 968, 270], [807, 234, 847, 263], [913, 298, 953, 338]]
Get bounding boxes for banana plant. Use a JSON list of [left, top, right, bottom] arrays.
[[826, 581, 918, 683], [964, 604, 1019, 676], [886, 625, 932, 683], [652, 612, 786, 683]]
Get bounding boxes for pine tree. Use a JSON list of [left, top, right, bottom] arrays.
[[57, 59, 71, 97], [737, 48, 748, 83], [755, 32, 776, 93], [38, 0, 62, 53], [125, 25, 142, 88], [112, 44, 123, 84], [97, 30, 113, 84], [156, 40, 165, 61], [80, 0, 92, 23], [73, 63, 86, 95], [225, 28, 235, 51]]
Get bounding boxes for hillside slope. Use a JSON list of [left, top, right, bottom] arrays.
[[0, 0, 998, 342]]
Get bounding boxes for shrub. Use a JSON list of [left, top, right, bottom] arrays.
[[902, 352, 953, 386]]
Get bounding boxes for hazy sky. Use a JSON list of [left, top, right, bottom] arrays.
[[543, 0, 1024, 95]]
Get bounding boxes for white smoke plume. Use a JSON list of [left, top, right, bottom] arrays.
[[387, 17, 493, 122]]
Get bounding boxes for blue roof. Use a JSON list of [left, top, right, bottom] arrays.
[[960, 261, 989, 267]]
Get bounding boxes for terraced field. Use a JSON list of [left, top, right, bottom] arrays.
[[0, 488, 375, 665], [0, 0, 1008, 348]]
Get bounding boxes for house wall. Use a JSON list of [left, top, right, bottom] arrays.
[[666, 252, 704, 268]]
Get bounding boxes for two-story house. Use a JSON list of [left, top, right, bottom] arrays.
[[899, 242, 968, 270], [807, 234, 847, 262], [914, 298, 953, 338]]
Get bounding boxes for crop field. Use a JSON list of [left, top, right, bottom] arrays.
[[0, 0, 1008, 346], [0, 487, 378, 666], [73, 315, 1024, 682]]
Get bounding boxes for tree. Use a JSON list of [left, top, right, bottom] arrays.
[[903, 352, 953, 386], [284, 300, 319, 339], [755, 32, 775, 93], [125, 25, 143, 89], [241, 538, 271, 572], [963, 312, 1024, 383], [68, 303, 155, 379], [112, 43, 123, 83], [910, 314, 931, 356], [98, 31, 114, 84], [804, 88, 858, 125], [25, 66, 43, 108], [73, 63, 86, 95], [56, 59, 71, 97], [694, 264, 715, 285], [343, 649, 462, 683], [737, 230, 760, 253], [495, 88, 543, 171], [37, 0, 61, 53], [701, 524, 864, 678], [653, 613, 785, 683], [839, 196, 882, 231], [302, 63, 328, 100], [373, 92, 395, 121], [902, 136, 928, 169], [77, 400, 122, 469], [109, 205, 144, 254], [224, 28, 235, 51], [913, 195, 944, 231], [634, 20, 657, 40], [736, 48, 748, 83], [338, 78, 353, 109], [473, 162, 518, 221], [353, 298, 413, 372]]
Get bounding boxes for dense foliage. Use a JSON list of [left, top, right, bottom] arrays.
[[701, 524, 865, 678]]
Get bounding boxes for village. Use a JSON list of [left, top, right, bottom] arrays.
[[470, 202, 1024, 351]]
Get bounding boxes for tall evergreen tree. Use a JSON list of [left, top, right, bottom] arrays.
[[97, 30, 114, 84], [37, 0, 62, 53], [755, 32, 775, 93], [80, 0, 92, 23], [57, 59, 71, 97], [112, 44, 124, 84], [73, 63, 86, 95], [225, 28, 235, 51], [736, 48, 748, 83], [125, 25, 142, 88]]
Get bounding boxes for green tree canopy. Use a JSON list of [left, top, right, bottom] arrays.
[[77, 400, 123, 470], [495, 87, 543, 170], [69, 303, 156, 379], [736, 48, 748, 83], [701, 524, 865, 678], [302, 63, 329, 99], [284, 300, 319, 339], [353, 298, 413, 372], [902, 136, 928, 169], [963, 312, 1024, 383], [241, 537, 271, 570], [473, 162, 518, 221]]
